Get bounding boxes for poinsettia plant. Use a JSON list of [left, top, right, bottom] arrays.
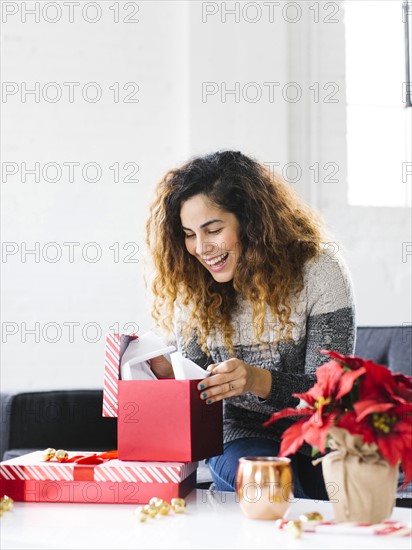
[[263, 350, 412, 484]]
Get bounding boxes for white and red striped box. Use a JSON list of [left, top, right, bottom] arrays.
[[103, 333, 223, 462], [0, 451, 197, 504], [102, 333, 127, 418]]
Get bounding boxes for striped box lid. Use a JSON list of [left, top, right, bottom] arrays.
[[102, 333, 123, 417], [0, 451, 198, 484]]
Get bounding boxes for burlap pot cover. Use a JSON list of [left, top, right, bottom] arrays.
[[314, 427, 398, 523]]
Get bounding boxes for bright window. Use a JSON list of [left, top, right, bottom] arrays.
[[345, 0, 411, 207]]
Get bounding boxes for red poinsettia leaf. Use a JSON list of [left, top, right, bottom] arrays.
[[336, 411, 361, 431], [376, 433, 404, 467], [360, 430, 377, 445], [359, 362, 397, 401], [263, 407, 313, 427], [392, 404, 412, 422], [393, 375, 412, 402], [396, 385, 412, 403], [393, 373, 412, 388], [335, 367, 366, 400], [353, 400, 395, 421], [297, 384, 324, 403], [305, 413, 338, 453], [312, 404, 328, 427], [278, 421, 307, 456], [400, 448, 412, 486], [354, 401, 412, 423], [391, 410, 412, 432], [366, 413, 412, 469], [293, 361, 346, 406], [291, 391, 317, 407], [319, 350, 365, 369], [312, 360, 345, 396], [393, 419, 412, 438], [336, 411, 375, 443]]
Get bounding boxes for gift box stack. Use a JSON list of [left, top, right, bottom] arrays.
[[0, 332, 223, 504]]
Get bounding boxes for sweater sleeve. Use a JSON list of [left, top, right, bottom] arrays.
[[250, 248, 357, 412]]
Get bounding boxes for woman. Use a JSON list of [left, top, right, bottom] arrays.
[[145, 150, 356, 499]]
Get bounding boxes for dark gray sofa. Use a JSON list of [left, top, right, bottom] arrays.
[[1, 326, 411, 505]]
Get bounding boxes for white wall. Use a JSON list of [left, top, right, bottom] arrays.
[[1, 1, 191, 390], [306, 2, 411, 327], [1, 1, 411, 391]]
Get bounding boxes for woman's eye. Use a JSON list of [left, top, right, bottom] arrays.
[[185, 228, 222, 239]]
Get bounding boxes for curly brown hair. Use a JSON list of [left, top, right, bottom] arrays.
[[145, 150, 330, 358]]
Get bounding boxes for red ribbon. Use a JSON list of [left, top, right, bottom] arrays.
[[67, 450, 118, 464], [66, 450, 118, 482]]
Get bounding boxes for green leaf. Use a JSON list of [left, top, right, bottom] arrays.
[[311, 446, 321, 457]]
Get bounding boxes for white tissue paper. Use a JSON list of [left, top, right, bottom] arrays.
[[120, 330, 211, 381], [120, 330, 176, 381], [170, 352, 212, 380]]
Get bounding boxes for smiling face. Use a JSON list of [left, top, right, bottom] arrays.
[[180, 194, 242, 283]]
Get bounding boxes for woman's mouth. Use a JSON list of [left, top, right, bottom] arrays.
[[204, 252, 229, 271]]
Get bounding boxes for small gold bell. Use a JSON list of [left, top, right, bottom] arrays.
[[171, 498, 186, 513], [55, 449, 69, 462], [143, 504, 158, 518], [158, 502, 171, 515], [286, 520, 302, 538], [0, 495, 14, 513], [134, 506, 149, 522], [149, 497, 164, 509], [42, 448, 56, 461]]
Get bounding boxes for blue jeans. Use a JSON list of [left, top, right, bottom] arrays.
[[207, 437, 328, 500]]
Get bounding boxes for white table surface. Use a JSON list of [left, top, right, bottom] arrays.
[[1, 489, 411, 550]]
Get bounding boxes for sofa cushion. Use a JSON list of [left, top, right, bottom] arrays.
[[355, 326, 411, 375], [1, 390, 116, 459]]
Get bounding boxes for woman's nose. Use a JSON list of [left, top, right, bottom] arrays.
[[196, 237, 219, 258], [195, 235, 206, 257]]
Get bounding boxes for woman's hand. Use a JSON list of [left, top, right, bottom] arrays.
[[197, 358, 272, 404], [147, 356, 175, 379]]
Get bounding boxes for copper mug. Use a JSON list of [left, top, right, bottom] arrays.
[[236, 456, 293, 520]]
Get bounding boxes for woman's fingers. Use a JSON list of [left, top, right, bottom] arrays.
[[206, 363, 219, 372], [198, 359, 255, 404], [208, 359, 237, 375], [198, 370, 231, 391], [198, 378, 240, 404], [200, 360, 240, 386], [197, 359, 250, 403], [147, 355, 174, 378]]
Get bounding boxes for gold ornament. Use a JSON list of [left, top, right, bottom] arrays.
[[149, 497, 164, 509], [171, 498, 186, 513], [143, 504, 159, 518], [0, 495, 14, 515], [286, 520, 302, 538], [134, 506, 149, 522], [55, 449, 69, 463], [158, 502, 171, 515], [299, 511, 323, 522], [134, 497, 187, 522], [42, 448, 56, 461]]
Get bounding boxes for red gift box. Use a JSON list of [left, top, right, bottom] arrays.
[[102, 334, 223, 462], [0, 451, 197, 504]]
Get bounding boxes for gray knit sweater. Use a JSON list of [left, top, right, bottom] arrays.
[[162, 245, 356, 455]]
